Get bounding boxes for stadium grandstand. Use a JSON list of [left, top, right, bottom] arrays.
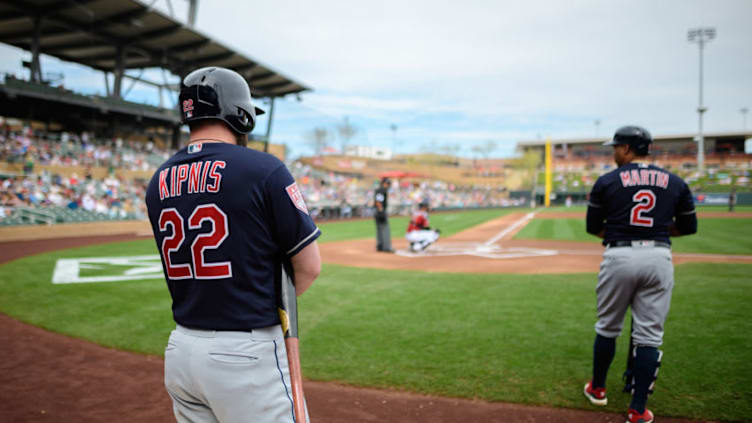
[[0, 0, 306, 226], [516, 131, 752, 206]]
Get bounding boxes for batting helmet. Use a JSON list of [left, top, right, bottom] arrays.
[[603, 125, 652, 156], [179, 67, 265, 134]]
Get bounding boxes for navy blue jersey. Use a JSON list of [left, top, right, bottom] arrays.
[[587, 163, 695, 245], [145, 142, 320, 331]]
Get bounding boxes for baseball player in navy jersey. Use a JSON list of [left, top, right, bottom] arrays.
[[145, 67, 321, 423], [582, 126, 697, 423]]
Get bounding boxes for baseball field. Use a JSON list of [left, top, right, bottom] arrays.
[[1, 206, 750, 422]]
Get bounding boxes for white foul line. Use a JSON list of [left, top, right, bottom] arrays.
[[484, 212, 536, 246]]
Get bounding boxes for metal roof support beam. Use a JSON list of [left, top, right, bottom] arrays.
[[123, 69, 143, 98], [188, 0, 198, 27], [113, 45, 125, 98], [88, 7, 151, 27], [189, 51, 235, 66], [170, 38, 210, 52], [263, 97, 275, 153], [30, 15, 42, 83], [103, 72, 110, 97], [255, 80, 292, 90], [0, 26, 69, 42], [127, 24, 182, 42], [254, 81, 292, 93], [122, 73, 172, 89], [0, 15, 154, 65], [41, 40, 104, 51], [38, 0, 99, 17], [234, 63, 258, 73], [77, 49, 150, 62], [248, 71, 274, 81], [1, 2, 187, 75]]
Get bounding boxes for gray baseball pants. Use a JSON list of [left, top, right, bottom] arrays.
[[165, 324, 307, 423], [375, 219, 392, 251], [595, 245, 674, 347]]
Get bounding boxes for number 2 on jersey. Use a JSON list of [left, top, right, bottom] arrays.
[[158, 204, 232, 280], [630, 189, 656, 227]]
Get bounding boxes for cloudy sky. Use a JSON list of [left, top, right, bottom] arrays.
[[1, 0, 751, 158]]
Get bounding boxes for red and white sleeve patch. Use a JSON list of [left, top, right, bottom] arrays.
[[285, 182, 309, 215]]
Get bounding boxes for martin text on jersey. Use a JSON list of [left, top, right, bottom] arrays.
[[619, 168, 669, 189]]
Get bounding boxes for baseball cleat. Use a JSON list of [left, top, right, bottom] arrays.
[[626, 408, 654, 423], [583, 381, 608, 406]]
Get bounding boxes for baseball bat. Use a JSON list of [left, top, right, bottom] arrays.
[[278, 262, 307, 423]]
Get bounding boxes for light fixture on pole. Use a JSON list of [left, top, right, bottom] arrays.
[[687, 27, 715, 172], [741, 107, 749, 132]]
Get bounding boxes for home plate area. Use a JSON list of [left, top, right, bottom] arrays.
[[395, 242, 559, 259]]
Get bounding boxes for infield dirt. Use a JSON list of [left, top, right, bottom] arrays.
[[320, 212, 752, 274]]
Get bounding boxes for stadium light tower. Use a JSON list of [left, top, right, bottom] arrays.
[[687, 27, 715, 172], [742, 107, 749, 132]]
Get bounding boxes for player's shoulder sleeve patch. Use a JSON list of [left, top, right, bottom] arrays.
[[285, 182, 309, 215]]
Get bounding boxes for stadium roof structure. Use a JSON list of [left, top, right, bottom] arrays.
[[0, 0, 310, 99]]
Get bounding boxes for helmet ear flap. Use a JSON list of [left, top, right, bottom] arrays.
[[238, 107, 249, 126], [237, 107, 255, 132]]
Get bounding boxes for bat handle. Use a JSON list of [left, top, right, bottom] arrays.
[[285, 337, 307, 423]]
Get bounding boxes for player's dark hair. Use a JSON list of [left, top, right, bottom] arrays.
[[235, 133, 248, 147], [188, 120, 248, 147]]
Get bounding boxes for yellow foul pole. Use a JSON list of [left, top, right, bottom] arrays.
[[544, 138, 552, 208]]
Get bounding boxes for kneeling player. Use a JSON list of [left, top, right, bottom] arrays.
[[406, 201, 440, 252]]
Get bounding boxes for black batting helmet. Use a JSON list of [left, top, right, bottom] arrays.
[[179, 67, 265, 134], [603, 125, 652, 156]]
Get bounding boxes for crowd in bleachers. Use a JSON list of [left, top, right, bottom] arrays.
[[3, 124, 747, 226], [0, 125, 165, 225], [548, 160, 751, 194], [1, 127, 172, 173], [0, 171, 148, 225], [1, 134, 517, 225], [289, 161, 520, 219]]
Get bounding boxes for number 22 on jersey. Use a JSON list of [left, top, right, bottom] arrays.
[[158, 204, 232, 280], [630, 189, 656, 227]]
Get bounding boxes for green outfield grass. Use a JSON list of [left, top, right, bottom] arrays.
[[514, 217, 752, 255], [0, 234, 750, 421], [528, 205, 752, 214], [695, 204, 752, 212], [317, 207, 512, 243]]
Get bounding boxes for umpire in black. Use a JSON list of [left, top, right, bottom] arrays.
[[374, 177, 393, 252]]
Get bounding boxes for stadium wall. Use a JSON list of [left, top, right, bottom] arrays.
[[0, 162, 152, 180], [0, 220, 151, 242]]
